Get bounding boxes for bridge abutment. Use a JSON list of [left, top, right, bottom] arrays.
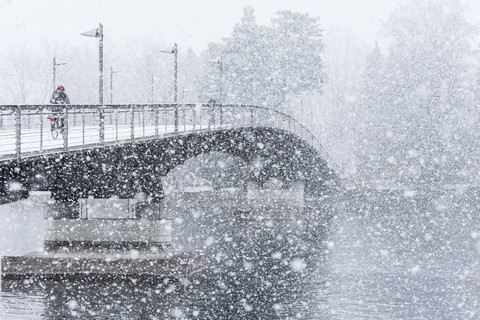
[[2, 195, 207, 281], [43, 218, 172, 252], [45, 197, 173, 250]]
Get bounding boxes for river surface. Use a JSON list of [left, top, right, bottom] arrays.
[[1, 189, 480, 319]]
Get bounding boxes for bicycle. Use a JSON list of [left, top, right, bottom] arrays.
[[47, 113, 63, 139]]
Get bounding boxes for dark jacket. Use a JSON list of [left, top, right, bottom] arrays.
[[50, 89, 70, 105]]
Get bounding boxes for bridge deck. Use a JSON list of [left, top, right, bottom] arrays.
[[0, 104, 333, 168], [0, 123, 202, 159]]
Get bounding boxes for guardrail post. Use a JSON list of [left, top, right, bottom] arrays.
[[174, 104, 179, 133], [207, 104, 215, 131], [39, 107, 43, 152], [130, 106, 135, 141], [15, 106, 21, 159], [63, 106, 68, 151], [155, 106, 159, 137], [183, 107, 186, 132], [115, 109, 119, 141], [82, 106, 85, 146], [164, 110, 167, 133], [220, 105, 223, 127], [99, 105, 105, 144], [143, 105, 146, 137], [193, 106, 196, 132]]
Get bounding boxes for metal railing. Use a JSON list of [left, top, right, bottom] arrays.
[[0, 104, 334, 168]]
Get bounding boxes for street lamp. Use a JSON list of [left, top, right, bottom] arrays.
[[160, 43, 178, 132], [81, 23, 104, 144], [81, 23, 104, 105], [53, 57, 66, 90], [110, 67, 120, 104], [160, 43, 178, 103]]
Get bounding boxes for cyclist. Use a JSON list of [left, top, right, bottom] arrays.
[[50, 85, 70, 106], [49, 85, 70, 131]]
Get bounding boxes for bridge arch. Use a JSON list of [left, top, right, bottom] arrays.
[[44, 127, 335, 203]]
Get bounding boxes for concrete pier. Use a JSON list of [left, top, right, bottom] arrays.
[[43, 218, 172, 250], [1, 197, 207, 280]]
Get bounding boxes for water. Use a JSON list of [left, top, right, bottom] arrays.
[[1, 189, 480, 319]]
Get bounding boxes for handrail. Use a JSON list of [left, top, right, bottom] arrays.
[[0, 103, 336, 172], [233, 104, 334, 165]]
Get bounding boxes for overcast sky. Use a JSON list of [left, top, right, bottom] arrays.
[[1, 0, 480, 54]]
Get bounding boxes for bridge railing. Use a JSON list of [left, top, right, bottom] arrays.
[[0, 104, 334, 167]]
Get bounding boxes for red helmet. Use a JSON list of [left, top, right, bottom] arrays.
[[57, 85, 65, 91]]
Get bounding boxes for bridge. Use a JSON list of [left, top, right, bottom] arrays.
[[0, 103, 338, 279], [0, 103, 338, 207]]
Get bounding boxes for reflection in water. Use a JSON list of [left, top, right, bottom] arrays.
[[323, 189, 480, 319], [3, 278, 186, 319], [172, 205, 330, 319], [2, 189, 480, 318]]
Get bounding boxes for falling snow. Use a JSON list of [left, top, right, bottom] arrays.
[[1, 0, 480, 319]]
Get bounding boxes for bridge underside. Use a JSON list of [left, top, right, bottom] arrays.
[[0, 127, 338, 206]]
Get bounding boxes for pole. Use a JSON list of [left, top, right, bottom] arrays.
[[53, 57, 56, 91], [219, 61, 223, 125], [15, 107, 21, 159], [99, 23, 104, 105], [174, 43, 178, 133], [110, 66, 113, 104], [174, 43, 178, 103], [99, 23, 104, 145], [219, 61, 223, 104]]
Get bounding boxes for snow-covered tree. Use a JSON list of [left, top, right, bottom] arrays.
[[0, 43, 50, 104], [197, 7, 326, 108], [355, 43, 388, 180], [358, 0, 478, 186]]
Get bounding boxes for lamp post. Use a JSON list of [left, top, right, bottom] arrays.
[[81, 23, 104, 105], [160, 43, 178, 132], [81, 23, 104, 143], [110, 67, 120, 104], [53, 57, 66, 90], [209, 59, 223, 125]]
